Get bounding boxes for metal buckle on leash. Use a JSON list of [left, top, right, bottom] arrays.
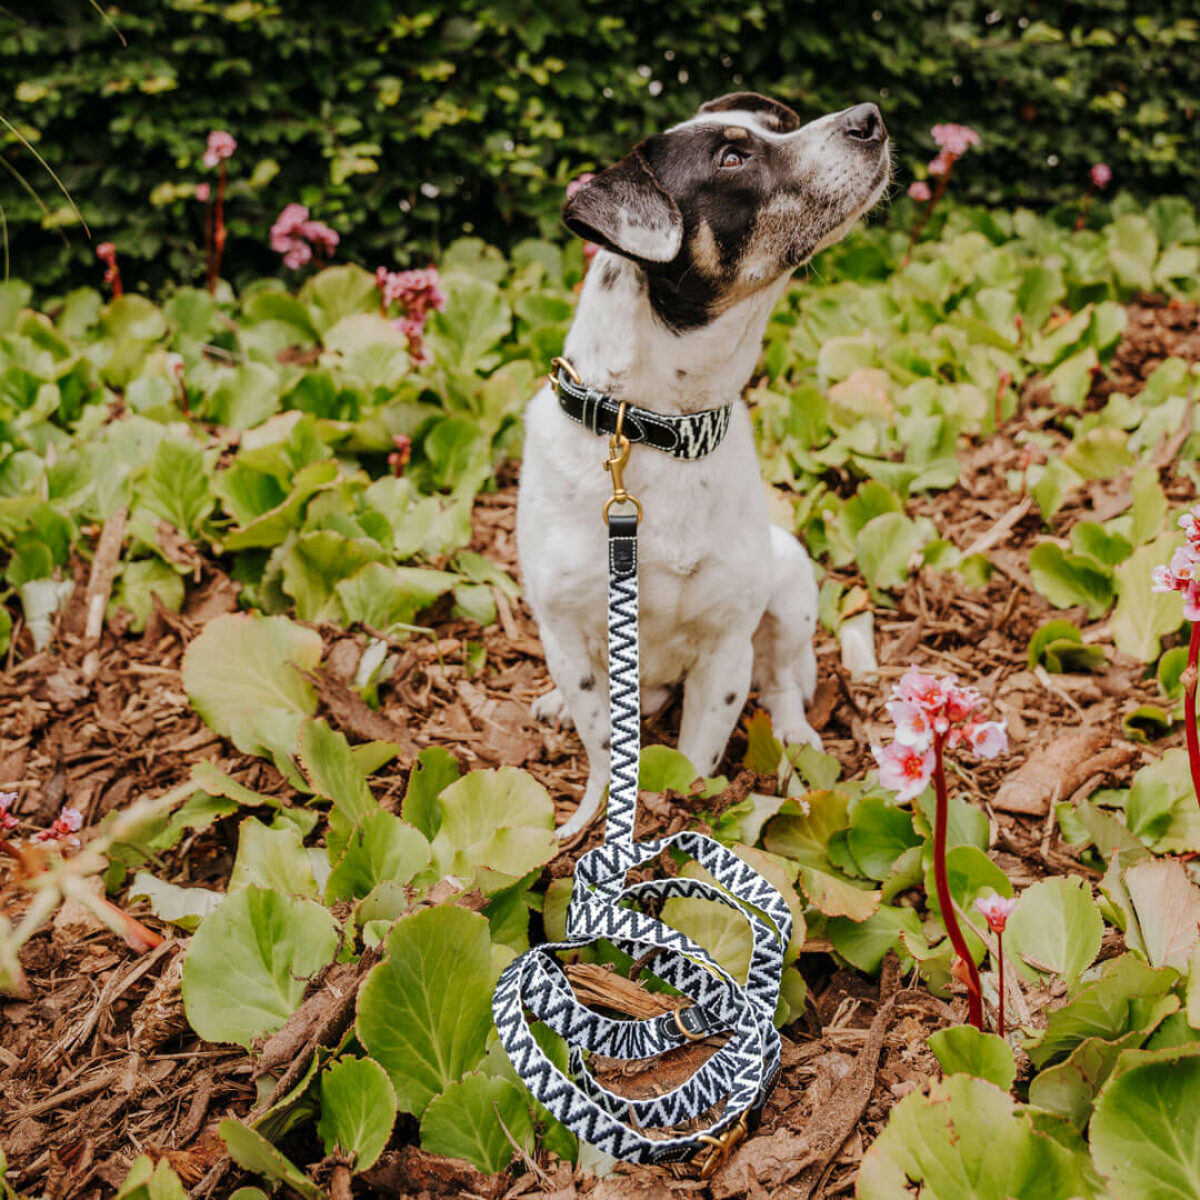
[[696, 1115, 749, 1179], [603, 399, 643, 522]]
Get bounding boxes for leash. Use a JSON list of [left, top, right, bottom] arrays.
[[492, 358, 790, 1176]]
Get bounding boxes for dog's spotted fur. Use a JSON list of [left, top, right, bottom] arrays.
[[520, 94, 890, 837]]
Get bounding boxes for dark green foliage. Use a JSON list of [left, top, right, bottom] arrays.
[[3, 1, 1199, 293]]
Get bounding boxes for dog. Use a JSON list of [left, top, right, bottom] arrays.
[[518, 93, 890, 838]]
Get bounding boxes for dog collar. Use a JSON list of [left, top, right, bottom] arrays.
[[550, 357, 733, 461]]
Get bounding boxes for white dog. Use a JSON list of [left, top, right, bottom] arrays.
[[518, 93, 891, 837]]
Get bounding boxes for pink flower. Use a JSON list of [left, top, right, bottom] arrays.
[[376, 266, 447, 364], [583, 242, 600, 260], [886, 698, 934, 751], [928, 152, 953, 178], [202, 131, 237, 169], [907, 180, 932, 203], [0, 790, 17, 834], [195, 182, 211, 202], [566, 172, 596, 199], [96, 242, 117, 265], [271, 204, 339, 271], [962, 720, 1008, 760], [1090, 163, 1112, 189], [1152, 544, 1200, 618], [270, 203, 309, 250], [974, 893, 1017, 934], [872, 741, 935, 803], [300, 219, 339, 255], [34, 806, 83, 849], [931, 123, 980, 157], [1178, 507, 1200, 548], [388, 434, 412, 477]]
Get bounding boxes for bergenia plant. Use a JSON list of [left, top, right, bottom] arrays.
[[873, 666, 1008, 1029], [96, 242, 122, 297], [202, 130, 236, 293], [1152, 504, 1200, 805], [904, 122, 980, 263], [974, 892, 1017, 1038], [270, 203, 340, 272], [374, 267, 447, 365], [1075, 162, 1112, 231]]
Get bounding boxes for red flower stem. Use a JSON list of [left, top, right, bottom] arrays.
[[1185, 620, 1200, 808], [997, 932, 1005, 1040], [1074, 183, 1094, 233], [932, 730, 983, 1029], [904, 157, 955, 265], [209, 163, 227, 294], [203, 198, 214, 290]]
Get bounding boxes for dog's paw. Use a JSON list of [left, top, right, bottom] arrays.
[[532, 688, 573, 728], [777, 721, 824, 753]]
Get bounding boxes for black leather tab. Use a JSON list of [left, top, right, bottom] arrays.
[[608, 512, 638, 581]]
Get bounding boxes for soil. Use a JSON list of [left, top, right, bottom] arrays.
[[0, 298, 1197, 1199]]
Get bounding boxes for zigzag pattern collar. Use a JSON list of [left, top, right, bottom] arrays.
[[552, 361, 733, 461]]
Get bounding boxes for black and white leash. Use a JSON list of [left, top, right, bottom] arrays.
[[492, 359, 790, 1176]]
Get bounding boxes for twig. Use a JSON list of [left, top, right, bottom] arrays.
[[492, 1101, 547, 1185]]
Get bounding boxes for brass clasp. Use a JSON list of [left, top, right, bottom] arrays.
[[696, 1115, 749, 1179], [603, 400, 642, 522], [549, 355, 581, 391]]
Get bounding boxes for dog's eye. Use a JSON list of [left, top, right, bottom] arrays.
[[719, 148, 746, 169]]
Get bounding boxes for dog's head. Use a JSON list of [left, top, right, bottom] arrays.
[[563, 93, 890, 329]]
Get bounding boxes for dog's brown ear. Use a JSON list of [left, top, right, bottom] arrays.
[[698, 92, 801, 133], [562, 144, 682, 264]]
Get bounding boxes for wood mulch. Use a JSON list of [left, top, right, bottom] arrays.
[[0, 297, 1197, 1198]]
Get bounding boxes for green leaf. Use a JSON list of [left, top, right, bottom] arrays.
[[828, 904, 923, 974], [928, 1025, 1016, 1090], [856, 511, 921, 591], [113, 558, 185, 632], [1061, 428, 1135, 480], [182, 613, 322, 738], [1123, 859, 1200, 970], [1028, 1031, 1145, 1131], [229, 817, 318, 897], [133, 437, 213, 538], [1027, 619, 1106, 673], [298, 718, 377, 825], [847, 796, 922, 881], [356, 905, 498, 1115], [403, 747, 461, 840], [221, 459, 339, 552], [661, 891, 753, 983], [430, 768, 555, 893], [1090, 1046, 1200, 1199], [335, 563, 459, 632], [281, 530, 388, 622], [1005, 876, 1103, 987], [639, 745, 701, 793], [113, 1156, 190, 1200], [428, 274, 512, 371], [1029, 542, 1115, 619], [419, 1072, 533, 1174], [324, 810, 430, 903], [128, 871, 223, 931], [1026, 953, 1180, 1069], [1112, 534, 1186, 661], [857, 1075, 1096, 1200], [182, 886, 339, 1049], [219, 1120, 325, 1200], [317, 1057, 397, 1172], [205, 362, 282, 430], [301, 264, 378, 334]]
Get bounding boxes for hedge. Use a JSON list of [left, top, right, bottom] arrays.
[[3, 1, 1199, 293]]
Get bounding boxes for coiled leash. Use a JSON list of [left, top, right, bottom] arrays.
[[492, 358, 791, 1176]]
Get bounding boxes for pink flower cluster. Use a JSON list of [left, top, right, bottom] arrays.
[[202, 131, 236, 169], [931, 123, 981, 157], [375, 267, 447, 365], [974, 893, 1017, 934], [872, 667, 1008, 801], [270, 204, 340, 271], [907, 181, 932, 203], [1151, 505, 1200, 620], [0, 791, 17, 834], [1090, 163, 1112, 189], [33, 806, 82, 849], [196, 182, 211, 203]]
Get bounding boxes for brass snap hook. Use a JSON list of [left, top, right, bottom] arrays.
[[603, 400, 642, 522], [549, 355, 581, 392], [696, 1115, 749, 1179]]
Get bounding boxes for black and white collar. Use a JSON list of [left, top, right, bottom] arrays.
[[552, 362, 733, 462]]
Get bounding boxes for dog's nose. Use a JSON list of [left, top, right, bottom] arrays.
[[838, 103, 886, 144]]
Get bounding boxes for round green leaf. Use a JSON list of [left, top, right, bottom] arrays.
[[181, 613, 322, 738], [419, 1072, 533, 1174], [928, 1026, 1016, 1090], [182, 886, 339, 1049], [317, 1057, 397, 1172], [356, 905, 497, 1115], [1006, 876, 1103, 987], [1091, 1047, 1200, 1199], [219, 1120, 324, 1200], [848, 795, 922, 881]]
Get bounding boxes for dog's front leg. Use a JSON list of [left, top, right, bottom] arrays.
[[677, 635, 754, 778], [538, 623, 612, 839]]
